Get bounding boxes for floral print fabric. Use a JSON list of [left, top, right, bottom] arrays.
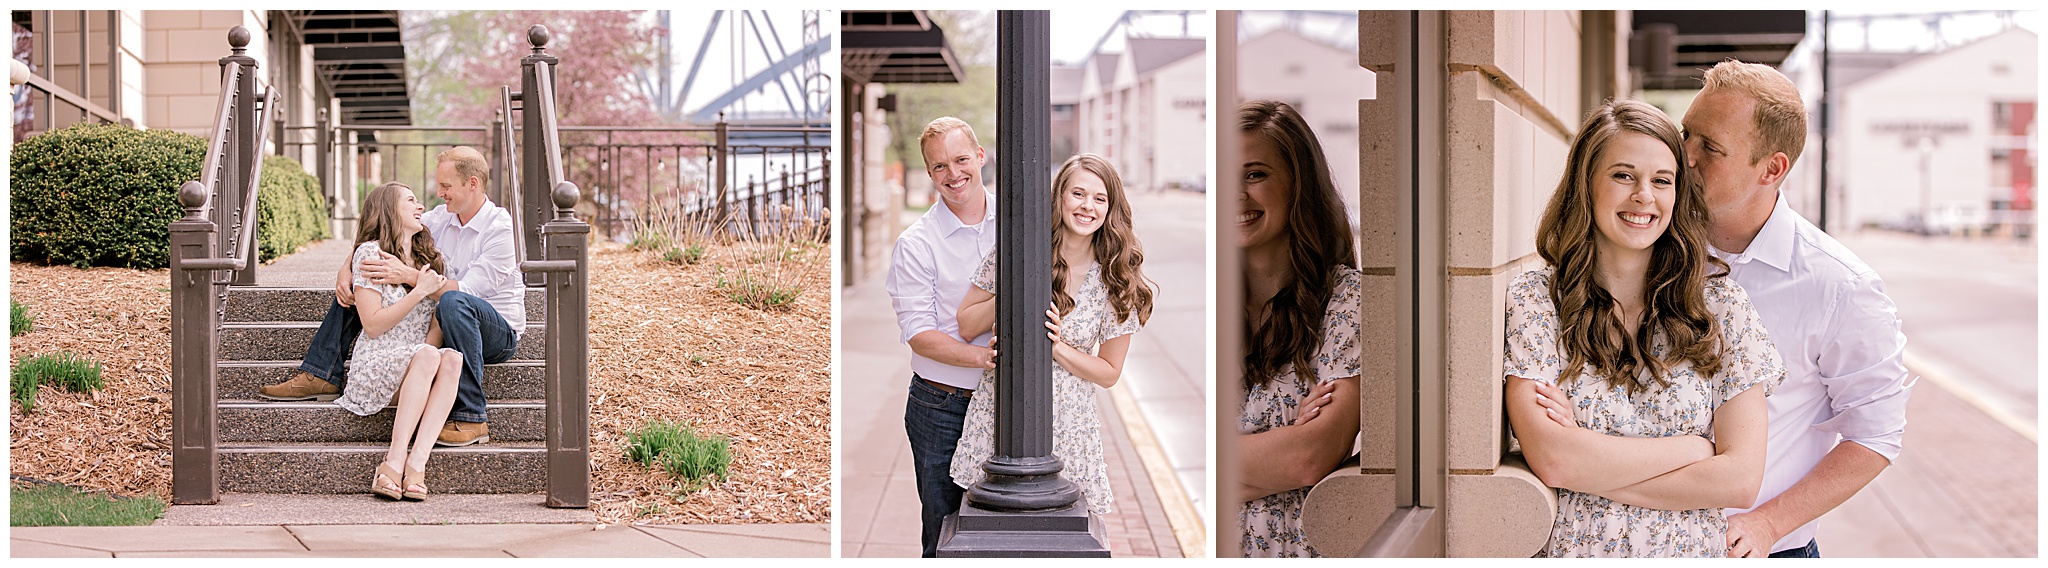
[[1237, 266, 1362, 558], [1503, 266, 1785, 557], [949, 250, 1143, 515], [334, 241, 438, 416]]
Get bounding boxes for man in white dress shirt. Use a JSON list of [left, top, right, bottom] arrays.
[[1682, 60, 1914, 558], [886, 117, 999, 558], [260, 146, 525, 447]]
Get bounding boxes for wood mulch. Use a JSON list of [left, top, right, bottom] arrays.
[[7, 239, 831, 525]]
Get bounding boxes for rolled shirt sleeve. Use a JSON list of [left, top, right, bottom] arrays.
[[1812, 272, 1914, 462], [887, 236, 940, 344]]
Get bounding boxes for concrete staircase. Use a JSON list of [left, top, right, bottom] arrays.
[[214, 285, 552, 494]]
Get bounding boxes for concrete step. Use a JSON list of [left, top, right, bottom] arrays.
[[217, 400, 546, 443], [218, 360, 545, 401], [218, 322, 545, 361], [219, 442, 545, 494], [225, 286, 546, 323]]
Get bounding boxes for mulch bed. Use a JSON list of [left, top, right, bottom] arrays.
[[7, 240, 831, 525]]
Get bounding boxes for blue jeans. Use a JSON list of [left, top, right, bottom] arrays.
[[435, 291, 518, 423], [1769, 539, 1819, 558], [904, 375, 970, 558], [297, 300, 361, 388]]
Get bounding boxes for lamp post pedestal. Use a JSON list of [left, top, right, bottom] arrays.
[[933, 10, 1109, 558], [938, 499, 1109, 558]]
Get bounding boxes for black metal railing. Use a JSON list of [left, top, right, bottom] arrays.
[[167, 25, 276, 505]]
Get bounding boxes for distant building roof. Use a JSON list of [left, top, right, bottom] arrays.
[[1051, 66, 1083, 105], [1091, 52, 1122, 90], [1127, 37, 1205, 76]]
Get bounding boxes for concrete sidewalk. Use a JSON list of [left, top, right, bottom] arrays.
[[838, 189, 1210, 557], [11, 523, 829, 557], [1815, 364, 2037, 557]]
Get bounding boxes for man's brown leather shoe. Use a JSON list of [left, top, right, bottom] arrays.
[[257, 371, 340, 401], [436, 421, 490, 447]]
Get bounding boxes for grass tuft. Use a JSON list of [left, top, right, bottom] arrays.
[[624, 420, 732, 489], [10, 299, 31, 337], [10, 482, 166, 526], [14, 352, 104, 395]]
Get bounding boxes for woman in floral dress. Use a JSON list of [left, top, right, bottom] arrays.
[[948, 153, 1155, 516], [332, 182, 466, 501], [1233, 100, 1363, 558], [1503, 100, 1785, 557]]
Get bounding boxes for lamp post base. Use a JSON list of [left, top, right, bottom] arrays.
[[935, 499, 1110, 557]]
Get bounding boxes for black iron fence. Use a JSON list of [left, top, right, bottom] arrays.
[[270, 119, 827, 242]]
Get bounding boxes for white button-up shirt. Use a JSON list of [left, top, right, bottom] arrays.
[[423, 200, 527, 337], [886, 191, 998, 390], [1713, 194, 1913, 553]]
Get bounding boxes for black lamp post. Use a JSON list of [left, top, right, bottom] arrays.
[[935, 10, 1110, 557]]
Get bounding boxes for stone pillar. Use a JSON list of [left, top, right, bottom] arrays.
[[936, 10, 1108, 557]]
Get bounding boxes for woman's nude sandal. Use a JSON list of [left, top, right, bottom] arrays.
[[372, 463, 404, 500], [402, 466, 428, 501]]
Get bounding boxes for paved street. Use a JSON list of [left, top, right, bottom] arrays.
[[837, 189, 1209, 557], [1816, 230, 2037, 557]]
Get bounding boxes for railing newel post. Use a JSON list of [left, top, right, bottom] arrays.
[[169, 181, 220, 505]]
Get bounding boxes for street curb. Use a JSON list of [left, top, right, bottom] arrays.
[[1109, 381, 1208, 558], [1901, 350, 2037, 442]]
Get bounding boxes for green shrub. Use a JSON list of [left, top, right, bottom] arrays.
[[256, 155, 331, 261], [10, 123, 204, 268], [14, 352, 103, 395], [624, 420, 732, 487], [10, 299, 31, 337]]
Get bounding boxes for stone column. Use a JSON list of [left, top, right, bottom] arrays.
[[936, 10, 1109, 558]]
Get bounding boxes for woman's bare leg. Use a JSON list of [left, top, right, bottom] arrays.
[[405, 349, 466, 472], [384, 345, 442, 471]]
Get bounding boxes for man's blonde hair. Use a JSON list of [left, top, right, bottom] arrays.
[[436, 146, 490, 187], [1701, 59, 1807, 168], [917, 117, 979, 160]]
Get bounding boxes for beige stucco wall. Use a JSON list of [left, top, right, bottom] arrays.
[[40, 10, 146, 126], [142, 10, 269, 137]]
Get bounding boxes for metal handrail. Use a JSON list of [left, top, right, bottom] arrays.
[[192, 62, 244, 227], [20, 73, 124, 126], [498, 85, 535, 270], [222, 86, 279, 277]]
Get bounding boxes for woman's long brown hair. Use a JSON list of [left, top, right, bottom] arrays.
[[1240, 100, 1357, 389], [357, 182, 446, 281], [1050, 153, 1154, 327], [1535, 99, 1726, 393]]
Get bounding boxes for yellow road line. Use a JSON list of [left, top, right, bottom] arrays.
[[1110, 381, 1207, 557]]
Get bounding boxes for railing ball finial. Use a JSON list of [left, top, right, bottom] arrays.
[[552, 181, 580, 219], [179, 181, 209, 218], [528, 25, 550, 53], [227, 26, 250, 54]]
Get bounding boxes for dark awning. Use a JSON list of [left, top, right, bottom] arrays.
[[841, 10, 963, 84], [1632, 11, 1807, 90], [290, 10, 413, 125]]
